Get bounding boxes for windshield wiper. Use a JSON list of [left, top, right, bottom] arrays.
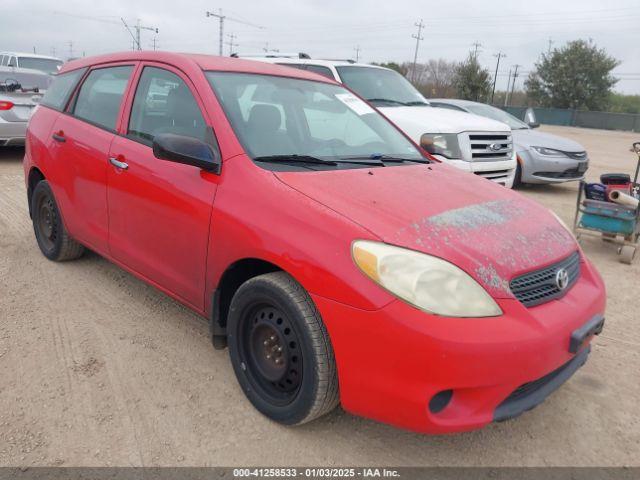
[[404, 101, 430, 106], [366, 98, 408, 106], [254, 155, 338, 166], [341, 154, 430, 164]]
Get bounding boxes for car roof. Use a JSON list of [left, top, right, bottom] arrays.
[[59, 51, 339, 84], [0, 52, 63, 61], [240, 56, 392, 71]]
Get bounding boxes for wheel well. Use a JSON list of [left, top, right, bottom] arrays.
[[212, 258, 281, 345], [27, 168, 45, 217]]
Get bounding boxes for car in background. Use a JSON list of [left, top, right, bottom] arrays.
[[429, 99, 589, 187], [0, 69, 49, 146], [0, 52, 63, 75], [244, 55, 518, 187]]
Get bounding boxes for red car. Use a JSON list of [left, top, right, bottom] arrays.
[[23, 52, 606, 433]]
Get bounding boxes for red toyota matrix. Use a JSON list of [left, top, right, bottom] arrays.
[[23, 52, 605, 433]]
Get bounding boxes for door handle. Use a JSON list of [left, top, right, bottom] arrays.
[[109, 156, 129, 170], [52, 131, 65, 143]]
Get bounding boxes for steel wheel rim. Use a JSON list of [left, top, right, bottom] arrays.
[[240, 303, 303, 405], [36, 194, 57, 251]]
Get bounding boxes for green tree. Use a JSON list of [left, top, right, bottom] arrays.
[[525, 40, 619, 110], [370, 62, 408, 76], [452, 54, 492, 101]]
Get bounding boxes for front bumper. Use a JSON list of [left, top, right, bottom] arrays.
[[313, 256, 605, 434], [519, 149, 589, 184], [435, 155, 517, 188]]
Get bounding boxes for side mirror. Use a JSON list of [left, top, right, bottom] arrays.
[[524, 107, 539, 128], [152, 133, 221, 174]]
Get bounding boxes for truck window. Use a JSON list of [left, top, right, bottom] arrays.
[[305, 65, 334, 80]]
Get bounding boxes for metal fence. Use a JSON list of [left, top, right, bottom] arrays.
[[499, 106, 640, 132]]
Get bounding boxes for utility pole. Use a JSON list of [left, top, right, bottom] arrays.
[[504, 68, 512, 106], [206, 9, 225, 56], [471, 41, 482, 60], [68, 40, 74, 59], [354, 45, 361, 62], [226, 33, 239, 56], [121, 18, 158, 51], [50, 47, 56, 57], [206, 9, 263, 57], [411, 19, 425, 83], [33, 46, 37, 54], [510, 64, 521, 106], [151, 37, 158, 51], [491, 52, 505, 104], [547, 38, 554, 55]]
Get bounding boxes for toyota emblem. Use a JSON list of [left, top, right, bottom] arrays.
[[555, 268, 569, 290]]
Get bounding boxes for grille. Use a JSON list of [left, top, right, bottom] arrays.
[[467, 133, 513, 162], [510, 251, 581, 307], [474, 169, 511, 181]]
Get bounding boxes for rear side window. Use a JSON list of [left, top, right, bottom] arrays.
[[40, 68, 87, 111], [128, 67, 207, 145], [72, 65, 133, 131], [0, 56, 7, 66]]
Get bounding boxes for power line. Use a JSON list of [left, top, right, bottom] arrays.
[[411, 19, 425, 83], [205, 8, 264, 56]]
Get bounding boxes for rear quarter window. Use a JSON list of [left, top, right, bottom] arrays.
[[40, 68, 87, 111]]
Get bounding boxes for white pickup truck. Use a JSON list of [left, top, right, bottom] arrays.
[[246, 55, 517, 187]]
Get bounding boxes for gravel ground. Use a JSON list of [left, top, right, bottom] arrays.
[[0, 126, 638, 467]]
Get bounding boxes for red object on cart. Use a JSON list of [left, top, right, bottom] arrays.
[[600, 173, 631, 197]]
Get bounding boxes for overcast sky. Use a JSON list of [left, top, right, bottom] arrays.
[[3, 0, 640, 94]]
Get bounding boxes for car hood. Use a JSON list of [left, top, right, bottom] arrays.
[[378, 106, 510, 139], [513, 129, 585, 153], [276, 163, 577, 298]]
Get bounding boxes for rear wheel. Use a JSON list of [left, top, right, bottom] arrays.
[[227, 271, 339, 425], [31, 181, 85, 261]]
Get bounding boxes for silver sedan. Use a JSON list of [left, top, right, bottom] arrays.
[[429, 99, 589, 186]]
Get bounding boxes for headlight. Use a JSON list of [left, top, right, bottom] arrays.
[[352, 240, 502, 318], [531, 146, 568, 157], [420, 133, 462, 159]]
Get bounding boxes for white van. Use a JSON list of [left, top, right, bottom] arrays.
[[244, 55, 517, 187]]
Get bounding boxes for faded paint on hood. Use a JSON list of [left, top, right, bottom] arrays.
[[276, 163, 577, 298]]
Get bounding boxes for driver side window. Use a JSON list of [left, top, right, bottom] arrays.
[[128, 67, 207, 146]]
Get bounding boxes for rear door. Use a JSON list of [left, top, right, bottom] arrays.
[[48, 64, 135, 253], [106, 64, 219, 309]]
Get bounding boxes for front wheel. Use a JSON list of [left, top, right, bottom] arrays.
[[227, 272, 339, 425]]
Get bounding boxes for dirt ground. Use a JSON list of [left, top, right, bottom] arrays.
[[0, 125, 638, 467]]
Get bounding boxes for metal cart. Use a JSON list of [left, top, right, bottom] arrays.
[[573, 142, 640, 264]]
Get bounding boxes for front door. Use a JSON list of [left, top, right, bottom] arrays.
[[106, 65, 218, 309]]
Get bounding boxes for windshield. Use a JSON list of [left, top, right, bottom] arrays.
[[206, 72, 424, 169], [18, 57, 63, 74], [466, 103, 529, 130], [335, 66, 429, 107]]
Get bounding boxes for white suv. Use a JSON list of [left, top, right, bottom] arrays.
[[245, 55, 517, 187]]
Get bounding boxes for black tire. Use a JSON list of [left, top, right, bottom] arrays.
[[227, 271, 339, 425], [31, 180, 85, 262], [512, 162, 523, 189]]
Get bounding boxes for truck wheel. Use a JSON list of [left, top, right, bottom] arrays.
[[513, 163, 523, 188], [226, 271, 339, 425], [31, 181, 85, 261]]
